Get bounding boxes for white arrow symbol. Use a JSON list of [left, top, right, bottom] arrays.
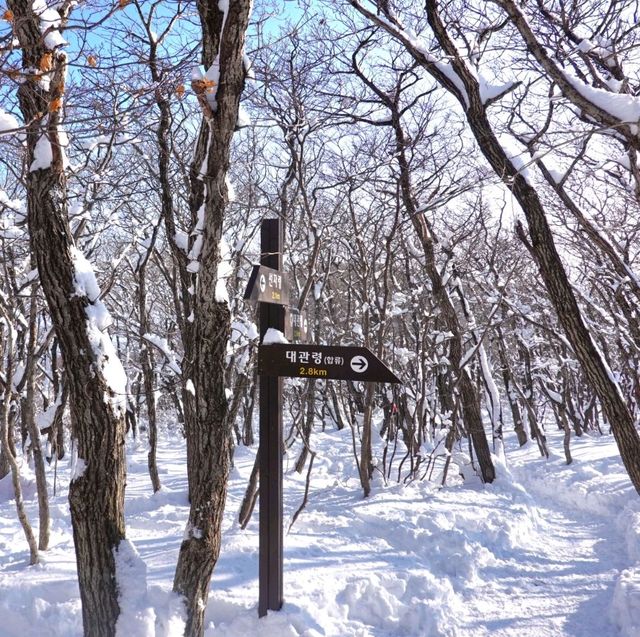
[[350, 355, 368, 373], [259, 274, 266, 293]]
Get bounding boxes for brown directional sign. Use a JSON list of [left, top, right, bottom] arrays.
[[244, 265, 290, 305], [284, 308, 309, 343], [259, 344, 401, 383]]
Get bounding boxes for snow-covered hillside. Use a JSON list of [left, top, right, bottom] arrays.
[[2, 425, 640, 636]]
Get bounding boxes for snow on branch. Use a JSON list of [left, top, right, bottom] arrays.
[[142, 333, 182, 375], [348, 0, 470, 107], [32, 0, 67, 50], [494, 0, 640, 145]]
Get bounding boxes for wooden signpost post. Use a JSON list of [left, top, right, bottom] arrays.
[[245, 218, 401, 618], [255, 220, 285, 618]]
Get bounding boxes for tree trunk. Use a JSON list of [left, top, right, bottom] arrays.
[[9, 2, 128, 632], [138, 267, 161, 493], [0, 307, 39, 565], [48, 339, 67, 462], [242, 367, 258, 445], [0, 442, 10, 479], [359, 383, 375, 497], [238, 449, 260, 529], [0, 400, 18, 479], [295, 379, 315, 474], [496, 326, 527, 446], [172, 2, 252, 635], [23, 285, 50, 550]]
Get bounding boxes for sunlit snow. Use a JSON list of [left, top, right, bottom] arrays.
[[1, 424, 640, 636]]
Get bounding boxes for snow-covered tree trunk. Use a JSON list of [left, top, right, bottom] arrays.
[[9, 1, 128, 633], [171, 2, 252, 635]]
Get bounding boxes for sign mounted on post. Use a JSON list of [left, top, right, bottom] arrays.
[[244, 265, 290, 305], [259, 344, 401, 383], [284, 308, 309, 343], [245, 219, 403, 619]]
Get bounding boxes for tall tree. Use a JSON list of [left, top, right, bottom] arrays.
[[171, 1, 253, 635], [8, 1, 128, 634], [348, 38, 495, 482]]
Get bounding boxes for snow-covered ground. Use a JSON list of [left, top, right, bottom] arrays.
[[2, 422, 640, 636]]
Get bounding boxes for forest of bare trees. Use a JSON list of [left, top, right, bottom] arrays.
[[1, 0, 640, 635]]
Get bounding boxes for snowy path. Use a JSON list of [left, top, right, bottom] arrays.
[[203, 431, 636, 637], [458, 494, 625, 636], [2, 428, 639, 636]]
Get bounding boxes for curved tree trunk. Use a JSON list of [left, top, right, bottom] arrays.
[[9, 2, 128, 634]]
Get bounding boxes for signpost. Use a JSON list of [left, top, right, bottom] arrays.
[[256, 220, 285, 619], [250, 218, 401, 619]]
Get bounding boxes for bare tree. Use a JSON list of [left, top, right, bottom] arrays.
[[8, 1, 129, 634], [348, 0, 640, 494]]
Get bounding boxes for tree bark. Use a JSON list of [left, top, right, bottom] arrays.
[[172, 2, 252, 635], [9, 2, 128, 633]]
